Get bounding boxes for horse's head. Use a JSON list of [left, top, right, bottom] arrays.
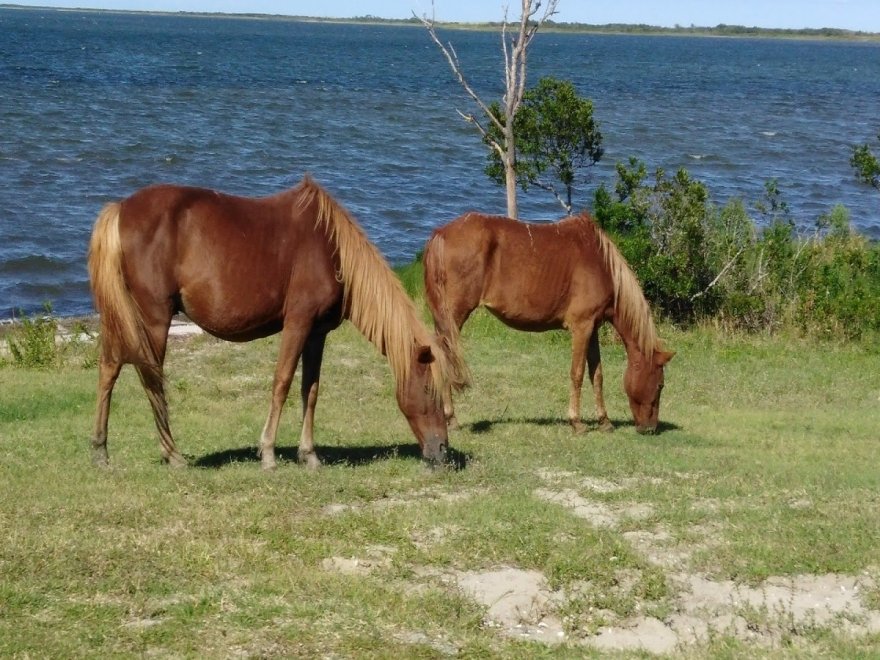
[[623, 348, 675, 433], [397, 344, 449, 467]]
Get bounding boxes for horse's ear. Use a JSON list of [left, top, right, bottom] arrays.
[[416, 345, 435, 365], [654, 350, 675, 367]]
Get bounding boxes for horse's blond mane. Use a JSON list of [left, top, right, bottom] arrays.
[[294, 177, 450, 401], [582, 216, 663, 358]]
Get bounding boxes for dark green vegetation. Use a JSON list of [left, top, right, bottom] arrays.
[[594, 164, 880, 339], [291, 14, 880, 40], [851, 133, 880, 191], [542, 22, 880, 39], [290, 17, 880, 41]]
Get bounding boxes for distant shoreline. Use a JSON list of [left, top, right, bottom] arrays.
[[3, 4, 879, 42]]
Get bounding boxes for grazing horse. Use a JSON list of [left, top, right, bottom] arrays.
[[423, 211, 674, 434], [88, 176, 465, 469]]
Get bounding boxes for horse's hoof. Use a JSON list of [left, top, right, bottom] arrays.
[[91, 447, 110, 467], [261, 458, 277, 471], [570, 420, 587, 434], [446, 416, 460, 431], [166, 452, 188, 468], [298, 451, 321, 470], [597, 419, 614, 433]]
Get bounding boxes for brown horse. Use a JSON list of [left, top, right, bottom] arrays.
[[88, 176, 465, 469], [424, 211, 674, 434]]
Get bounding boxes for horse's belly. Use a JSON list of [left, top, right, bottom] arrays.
[[179, 288, 284, 341], [484, 302, 563, 332]]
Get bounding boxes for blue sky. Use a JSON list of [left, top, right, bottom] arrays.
[[9, 0, 880, 32]]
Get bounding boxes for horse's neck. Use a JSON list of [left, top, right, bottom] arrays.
[[610, 313, 648, 363]]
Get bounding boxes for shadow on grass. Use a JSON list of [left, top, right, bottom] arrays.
[[466, 417, 680, 435], [193, 443, 470, 471]]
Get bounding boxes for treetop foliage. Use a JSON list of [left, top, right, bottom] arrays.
[[485, 76, 603, 213]]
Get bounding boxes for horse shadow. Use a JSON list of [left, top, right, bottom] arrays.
[[466, 417, 680, 435], [193, 443, 470, 471]]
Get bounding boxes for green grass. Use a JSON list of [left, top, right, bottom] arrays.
[[1, 305, 879, 657]]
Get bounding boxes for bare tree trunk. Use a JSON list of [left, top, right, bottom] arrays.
[[418, 0, 559, 219], [505, 141, 518, 218]]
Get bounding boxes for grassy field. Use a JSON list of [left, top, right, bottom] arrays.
[[1, 300, 879, 657]]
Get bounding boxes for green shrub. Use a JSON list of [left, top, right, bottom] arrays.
[[2, 306, 101, 370], [793, 206, 880, 339], [5, 303, 58, 369], [62, 320, 100, 370], [595, 163, 719, 322], [594, 165, 880, 339]]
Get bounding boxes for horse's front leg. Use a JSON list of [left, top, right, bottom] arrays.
[[568, 324, 592, 433], [441, 380, 459, 431], [587, 329, 613, 432], [297, 333, 327, 469], [259, 324, 308, 470]]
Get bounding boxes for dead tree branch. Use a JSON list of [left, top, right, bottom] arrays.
[[417, 0, 559, 218]]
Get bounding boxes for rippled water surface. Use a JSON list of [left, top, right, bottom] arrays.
[[1, 8, 879, 316]]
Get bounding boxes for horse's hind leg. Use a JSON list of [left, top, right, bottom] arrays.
[[435, 308, 472, 430], [92, 354, 122, 465], [587, 329, 613, 432], [136, 363, 186, 467]]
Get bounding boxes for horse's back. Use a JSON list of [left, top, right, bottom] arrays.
[[115, 184, 338, 339], [118, 184, 298, 288], [120, 184, 296, 245], [433, 211, 595, 261], [428, 212, 612, 330]]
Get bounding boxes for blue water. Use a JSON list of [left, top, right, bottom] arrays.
[[2, 8, 879, 317]]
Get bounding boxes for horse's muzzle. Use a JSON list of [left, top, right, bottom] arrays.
[[422, 440, 448, 468]]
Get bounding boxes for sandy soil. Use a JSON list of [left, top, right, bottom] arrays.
[[320, 471, 880, 655]]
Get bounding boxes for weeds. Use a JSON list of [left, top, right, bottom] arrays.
[[4, 303, 58, 368], [2, 305, 98, 370]]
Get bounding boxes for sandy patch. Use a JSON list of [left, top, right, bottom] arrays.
[[672, 572, 880, 639], [321, 544, 397, 576], [322, 487, 485, 516], [529, 467, 880, 653], [590, 616, 679, 655], [393, 630, 459, 656], [319, 469, 880, 654], [455, 567, 567, 644], [168, 320, 203, 337], [534, 488, 619, 527]]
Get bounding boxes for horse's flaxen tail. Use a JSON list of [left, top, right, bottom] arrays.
[[87, 203, 158, 370], [423, 231, 471, 391]]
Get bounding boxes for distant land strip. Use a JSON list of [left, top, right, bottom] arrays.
[[3, 5, 879, 40]]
